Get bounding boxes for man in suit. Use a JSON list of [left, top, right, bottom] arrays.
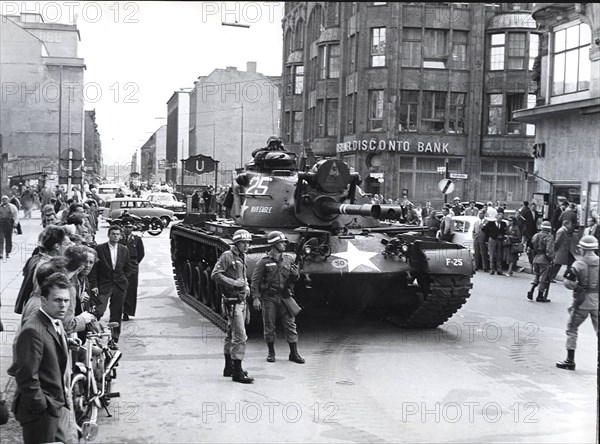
[[12, 273, 73, 444], [482, 212, 507, 275], [119, 217, 145, 321], [89, 224, 131, 344], [473, 209, 489, 271]]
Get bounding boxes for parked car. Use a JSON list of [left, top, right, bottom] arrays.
[[146, 192, 187, 219], [102, 197, 175, 226], [450, 215, 495, 253]]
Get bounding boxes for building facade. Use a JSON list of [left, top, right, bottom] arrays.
[[83, 110, 103, 184], [514, 3, 600, 223], [188, 62, 281, 187], [166, 91, 190, 185], [139, 125, 167, 185], [281, 2, 540, 207], [0, 12, 85, 190]]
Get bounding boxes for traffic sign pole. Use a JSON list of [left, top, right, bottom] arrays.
[[444, 160, 449, 204]]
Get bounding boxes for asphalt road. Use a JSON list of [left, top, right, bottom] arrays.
[[1, 214, 597, 443]]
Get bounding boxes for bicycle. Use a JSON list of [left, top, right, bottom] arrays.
[[70, 321, 123, 441]]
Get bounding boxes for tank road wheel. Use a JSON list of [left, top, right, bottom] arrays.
[[147, 217, 164, 236], [193, 264, 206, 301], [182, 261, 194, 295], [160, 216, 171, 228], [201, 269, 213, 306], [204, 270, 221, 314]]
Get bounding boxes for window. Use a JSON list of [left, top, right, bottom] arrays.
[[449, 93, 466, 134], [402, 28, 421, 68], [529, 33, 539, 70], [505, 93, 524, 134], [487, 94, 503, 134], [285, 65, 293, 95], [421, 91, 446, 132], [329, 45, 340, 78], [294, 65, 304, 94], [346, 93, 356, 134], [424, 29, 447, 59], [317, 100, 325, 137], [307, 5, 323, 43], [348, 33, 358, 72], [318, 45, 340, 79], [294, 20, 304, 49], [370, 28, 386, 67], [552, 23, 591, 95], [283, 111, 291, 141], [526, 94, 536, 136], [451, 31, 468, 70], [398, 90, 419, 132], [292, 111, 303, 143], [327, 99, 338, 136], [284, 29, 293, 57], [326, 2, 339, 27], [507, 33, 526, 69], [368, 90, 384, 131], [489, 34, 505, 70], [372, 2, 387, 5]]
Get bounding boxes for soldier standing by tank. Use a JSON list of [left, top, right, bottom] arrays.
[[211, 229, 254, 383], [251, 231, 304, 364], [526, 221, 554, 302], [556, 235, 599, 370], [119, 217, 145, 321]]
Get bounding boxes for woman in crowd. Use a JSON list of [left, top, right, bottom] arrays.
[[504, 216, 523, 276]]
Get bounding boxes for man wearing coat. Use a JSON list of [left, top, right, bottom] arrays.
[[12, 273, 73, 444], [119, 217, 145, 320], [482, 212, 507, 275], [89, 224, 131, 344], [473, 209, 489, 271], [550, 219, 575, 281]]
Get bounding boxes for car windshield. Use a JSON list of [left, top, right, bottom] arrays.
[[150, 194, 174, 202]]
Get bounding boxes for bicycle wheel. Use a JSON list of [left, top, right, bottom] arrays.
[[71, 374, 91, 431]]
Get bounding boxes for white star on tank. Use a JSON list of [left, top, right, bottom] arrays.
[[331, 241, 380, 272]]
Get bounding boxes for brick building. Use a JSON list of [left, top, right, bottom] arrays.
[[281, 2, 540, 207], [514, 3, 599, 222]]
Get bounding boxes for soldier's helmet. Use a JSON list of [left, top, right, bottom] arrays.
[[578, 235, 599, 250], [540, 221, 552, 230], [232, 229, 252, 243], [266, 135, 282, 147], [267, 231, 288, 245]]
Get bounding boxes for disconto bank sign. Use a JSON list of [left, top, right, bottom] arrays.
[[336, 139, 455, 154]]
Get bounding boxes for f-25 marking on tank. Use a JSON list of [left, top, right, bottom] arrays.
[[170, 144, 475, 331]]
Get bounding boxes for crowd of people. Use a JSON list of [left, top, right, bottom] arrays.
[[1, 189, 145, 443]]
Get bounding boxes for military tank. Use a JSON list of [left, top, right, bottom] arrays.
[[170, 148, 474, 330]]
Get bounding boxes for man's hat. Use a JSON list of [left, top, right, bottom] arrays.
[[122, 216, 135, 227], [540, 221, 552, 230], [454, 197, 460, 201]]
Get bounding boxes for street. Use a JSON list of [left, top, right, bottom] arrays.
[[1, 214, 597, 443]]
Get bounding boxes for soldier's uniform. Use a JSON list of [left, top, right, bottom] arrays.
[[250, 231, 304, 363], [119, 227, 145, 319], [211, 229, 254, 383], [527, 222, 555, 302], [556, 235, 599, 370]]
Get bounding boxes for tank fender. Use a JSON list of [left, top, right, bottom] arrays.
[[419, 248, 474, 275]]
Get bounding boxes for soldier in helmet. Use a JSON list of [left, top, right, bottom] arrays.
[[251, 230, 304, 364], [526, 220, 554, 302], [556, 235, 599, 371], [251, 135, 285, 159], [211, 229, 254, 383]]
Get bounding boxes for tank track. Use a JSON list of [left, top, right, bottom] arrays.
[[171, 225, 229, 332], [373, 275, 473, 329]]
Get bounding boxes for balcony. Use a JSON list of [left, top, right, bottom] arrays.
[[532, 3, 581, 21]]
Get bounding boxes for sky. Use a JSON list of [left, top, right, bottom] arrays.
[[15, 1, 284, 169]]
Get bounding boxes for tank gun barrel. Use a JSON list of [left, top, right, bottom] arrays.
[[319, 201, 404, 220]]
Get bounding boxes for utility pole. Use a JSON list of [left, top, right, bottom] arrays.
[[444, 160, 449, 205], [240, 103, 244, 168]]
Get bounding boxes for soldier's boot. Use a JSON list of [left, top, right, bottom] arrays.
[[232, 360, 254, 384], [223, 354, 233, 377], [224, 354, 247, 377], [526, 284, 537, 300], [536, 290, 550, 303], [288, 342, 305, 364], [266, 342, 276, 363], [556, 349, 576, 370]]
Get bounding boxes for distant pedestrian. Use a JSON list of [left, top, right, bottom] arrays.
[[482, 212, 506, 275], [583, 216, 599, 243], [425, 210, 440, 237], [550, 219, 575, 281], [203, 186, 214, 213], [119, 217, 145, 321], [473, 209, 489, 272], [556, 235, 598, 371], [464, 200, 479, 216], [451, 197, 464, 216], [503, 216, 522, 276], [10, 193, 23, 235], [439, 206, 454, 242], [191, 190, 200, 212], [0, 195, 19, 259], [485, 202, 497, 219], [224, 187, 234, 219]]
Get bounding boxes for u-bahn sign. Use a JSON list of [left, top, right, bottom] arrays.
[[184, 154, 216, 174]]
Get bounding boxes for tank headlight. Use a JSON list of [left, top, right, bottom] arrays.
[[304, 245, 313, 255], [401, 244, 409, 253]]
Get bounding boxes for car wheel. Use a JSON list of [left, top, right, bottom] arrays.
[[160, 216, 171, 227], [147, 217, 164, 236]]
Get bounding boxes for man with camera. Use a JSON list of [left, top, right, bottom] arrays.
[[211, 229, 254, 384], [556, 235, 599, 371], [251, 231, 304, 364]]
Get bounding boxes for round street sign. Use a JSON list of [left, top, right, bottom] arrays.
[[59, 149, 82, 169], [438, 178, 454, 195]]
